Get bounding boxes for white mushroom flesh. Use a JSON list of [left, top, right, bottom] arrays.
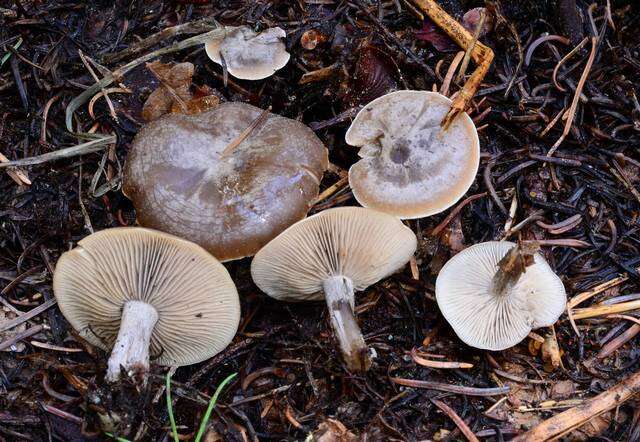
[[106, 300, 158, 382]]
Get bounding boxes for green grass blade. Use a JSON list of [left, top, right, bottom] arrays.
[[105, 432, 131, 442], [1, 37, 23, 68], [194, 372, 237, 442], [166, 371, 179, 442]]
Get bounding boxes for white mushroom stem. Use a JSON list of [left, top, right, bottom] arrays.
[[323, 276, 372, 372], [106, 301, 159, 382], [490, 243, 539, 297]]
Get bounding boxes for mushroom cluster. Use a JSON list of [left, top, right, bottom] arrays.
[[52, 51, 567, 385]]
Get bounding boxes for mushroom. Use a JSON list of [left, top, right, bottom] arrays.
[[205, 26, 290, 80], [345, 90, 480, 219], [123, 102, 328, 262], [435, 241, 566, 351], [53, 227, 240, 382], [251, 207, 417, 372]]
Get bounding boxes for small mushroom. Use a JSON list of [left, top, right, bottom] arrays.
[[345, 90, 479, 219], [205, 26, 290, 80], [435, 241, 566, 351], [251, 207, 416, 372], [123, 102, 328, 262], [53, 227, 240, 382]]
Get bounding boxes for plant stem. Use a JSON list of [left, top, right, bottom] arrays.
[[490, 243, 538, 297], [106, 301, 158, 382], [323, 276, 371, 372], [166, 371, 179, 442], [194, 373, 237, 442]]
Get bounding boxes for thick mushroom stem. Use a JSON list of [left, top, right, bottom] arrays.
[[323, 276, 372, 372], [490, 243, 539, 297], [106, 301, 159, 382]]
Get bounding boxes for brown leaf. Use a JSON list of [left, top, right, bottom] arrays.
[[550, 380, 576, 399], [141, 61, 195, 121], [312, 419, 357, 442]]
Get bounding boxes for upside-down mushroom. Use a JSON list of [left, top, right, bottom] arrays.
[[345, 90, 479, 219], [53, 227, 240, 382], [205, 26, 290, 80], [436, 241, 566, 351], [251, 207, 417, 372]]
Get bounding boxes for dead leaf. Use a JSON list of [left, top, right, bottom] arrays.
[[170, 95, 220, 115], [462, 8, 495, 38], [415, 8, 494, 52], [141, 61, 194, 121], [550, 380, 576, 399], [311, 419, 357, 442]]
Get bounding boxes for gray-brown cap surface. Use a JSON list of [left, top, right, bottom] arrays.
[[53, 227, 240, 380], [123, 102, 328, 262]]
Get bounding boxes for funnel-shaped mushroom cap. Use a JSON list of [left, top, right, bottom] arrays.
[[123, 102, 328, 262], [436, 241, 566, 351], [345, 90, 480, 219], [53, 228, 240, 366], [205, 26, 290, 80], [251, 207, 417, 301]]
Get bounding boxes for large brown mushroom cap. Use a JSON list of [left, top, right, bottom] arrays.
[[251, 206, 417, 301], [123, 102, 328, 262], [53, 227, 240, 367], [345, 90, 480, 219]]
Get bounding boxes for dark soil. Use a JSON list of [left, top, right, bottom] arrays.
[[1, 0, 640, 441]]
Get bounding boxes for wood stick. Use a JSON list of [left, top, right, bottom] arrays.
[[410, 0, 494, 127], [0, 298, 57, 332], [571, 299, 640, 320], [431, 398, 479, 442], [0, 136, 116, 169], [512, 369, 640, 441], [568, 272, 635, 308]]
